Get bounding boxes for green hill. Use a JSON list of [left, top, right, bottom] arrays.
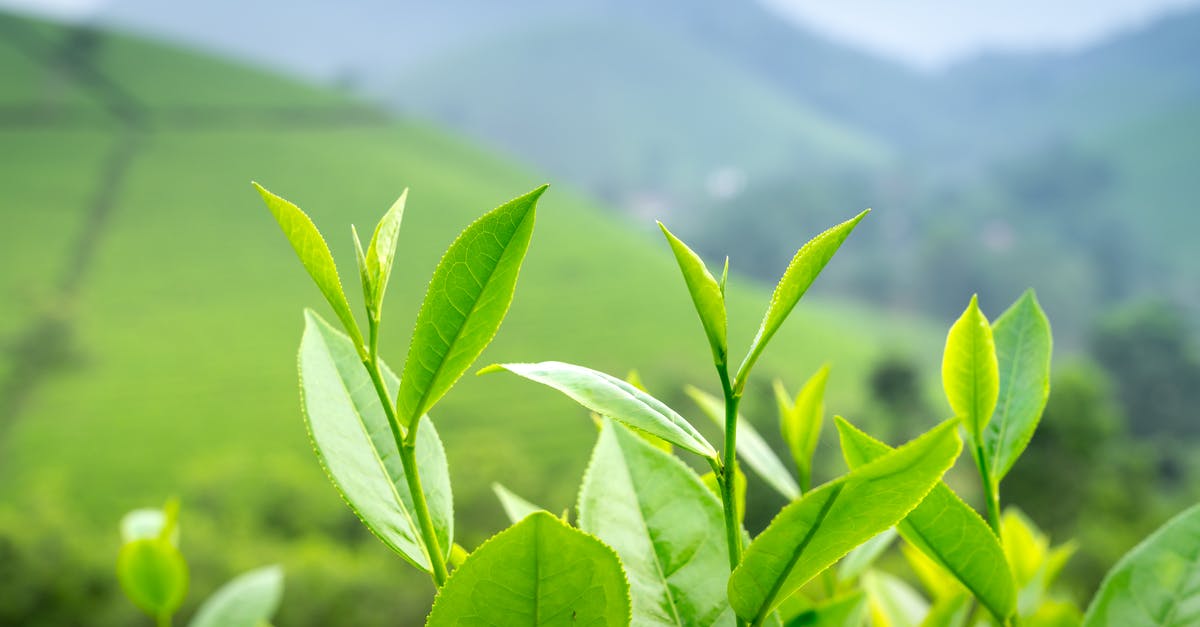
[[0, 9, 937, 565]]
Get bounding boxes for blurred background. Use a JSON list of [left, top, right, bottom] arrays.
[[0, 0, 1197, 624]]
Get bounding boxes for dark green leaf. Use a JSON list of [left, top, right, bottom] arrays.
[[836, 417, 1016, 621], [729, 418, 961, 624], [397, 185, 545, 428], [1082, 503, 1200, 626], [736, 210, 868, 388], [985, 290, 1052, 482], [486, 361, 717, 459], [659, 221, 727, 366], [579, 421, 733, 625], [255, 182, 362, 347], [426, 511, 630, 626], [300, 311, 453, 571], [189, 566, 284, 627]]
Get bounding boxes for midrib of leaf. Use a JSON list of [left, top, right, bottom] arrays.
[[598, 371, 711, 457], [533, 522, 540, 625], [406, 211, 531, 427], [753, 484, 845, 626], [314, 330, 428, 567], [614, 438, 686, 626], [1156, 542, 1200, 625], [990, 317, 1030, 478]]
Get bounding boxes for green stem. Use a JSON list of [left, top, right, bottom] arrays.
[[717, 365, 744, 572], [973, 440, 1002, 535], [400, 437, 450, 586], [361, 356, 449, 588]]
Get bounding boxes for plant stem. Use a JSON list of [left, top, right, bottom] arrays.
[[400, 437, 450, 586], [361, 354, 449, 588], [717, 365, 744, 572], [973, 440, 1002, 535]]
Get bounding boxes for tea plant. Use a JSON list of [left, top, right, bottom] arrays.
[[116, 500, 283, 627], [253, 182, 1200, 626]]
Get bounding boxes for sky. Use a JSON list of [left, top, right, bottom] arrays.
[[764, 0, 1200, 69], [4, 0, 1199, 69]]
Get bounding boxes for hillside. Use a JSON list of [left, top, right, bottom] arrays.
[[0, 10, 938, 549]]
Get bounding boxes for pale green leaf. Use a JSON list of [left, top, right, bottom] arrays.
[[300, 310, 453, 571], [941, 294, 999, 443], [426, 511, 631, 626], [1082, 503, 1200, 627], [492, 482, 545, 524], [918, 593, 972, 627], [659, 221, 727, 366], [837, 417, 1016, 621], [728, 418, 961, 624], [864, 571, 929, 627], [687, 385, 800, 500], [189, 566, 284, 627], [121, 508, 174, 545], [579, 420, 733, 626], [984, 289, 1052, 482], [837, 528, 897, 584], [487, 361, 717, 459], [736, 210, 868, 388], [397, 185, 545, 428], [785, 591, 867, 627], [364, 190, 406, 317], [254, 182, 362, 346], [777, 365, 830, 492]]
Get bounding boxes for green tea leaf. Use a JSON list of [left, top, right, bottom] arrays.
[[836, 417, 1016, 621], [787, 591, 868, 627], [486, 361, 717, 459], [300, 310, 453, 571], [729, 418, 961, 624], [492, 482, 545, 524], [777, 365, 830, 492], [659, 222, 727, 366], [579, 421, 733, 626], [736, 210, 868, 388], [1082, 503, 1200, 627], [687, 385, 800, 500], [189, 566, 284, 627], [864, 571, 929, 627], [117, 539, 188, 619], [397, 185, 545, 428], [255, 182, 362, 347], [918, 593, 972, 627], [984, 290, 1052, 482], [837, 529, 897, 584], [941, 295, 999, 443], [426, 511, 631, 626], [121, 508, 175, 544], [364, 190, 406, 318]]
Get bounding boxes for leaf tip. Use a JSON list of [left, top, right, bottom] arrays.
[[476, 363, 507, 376]]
